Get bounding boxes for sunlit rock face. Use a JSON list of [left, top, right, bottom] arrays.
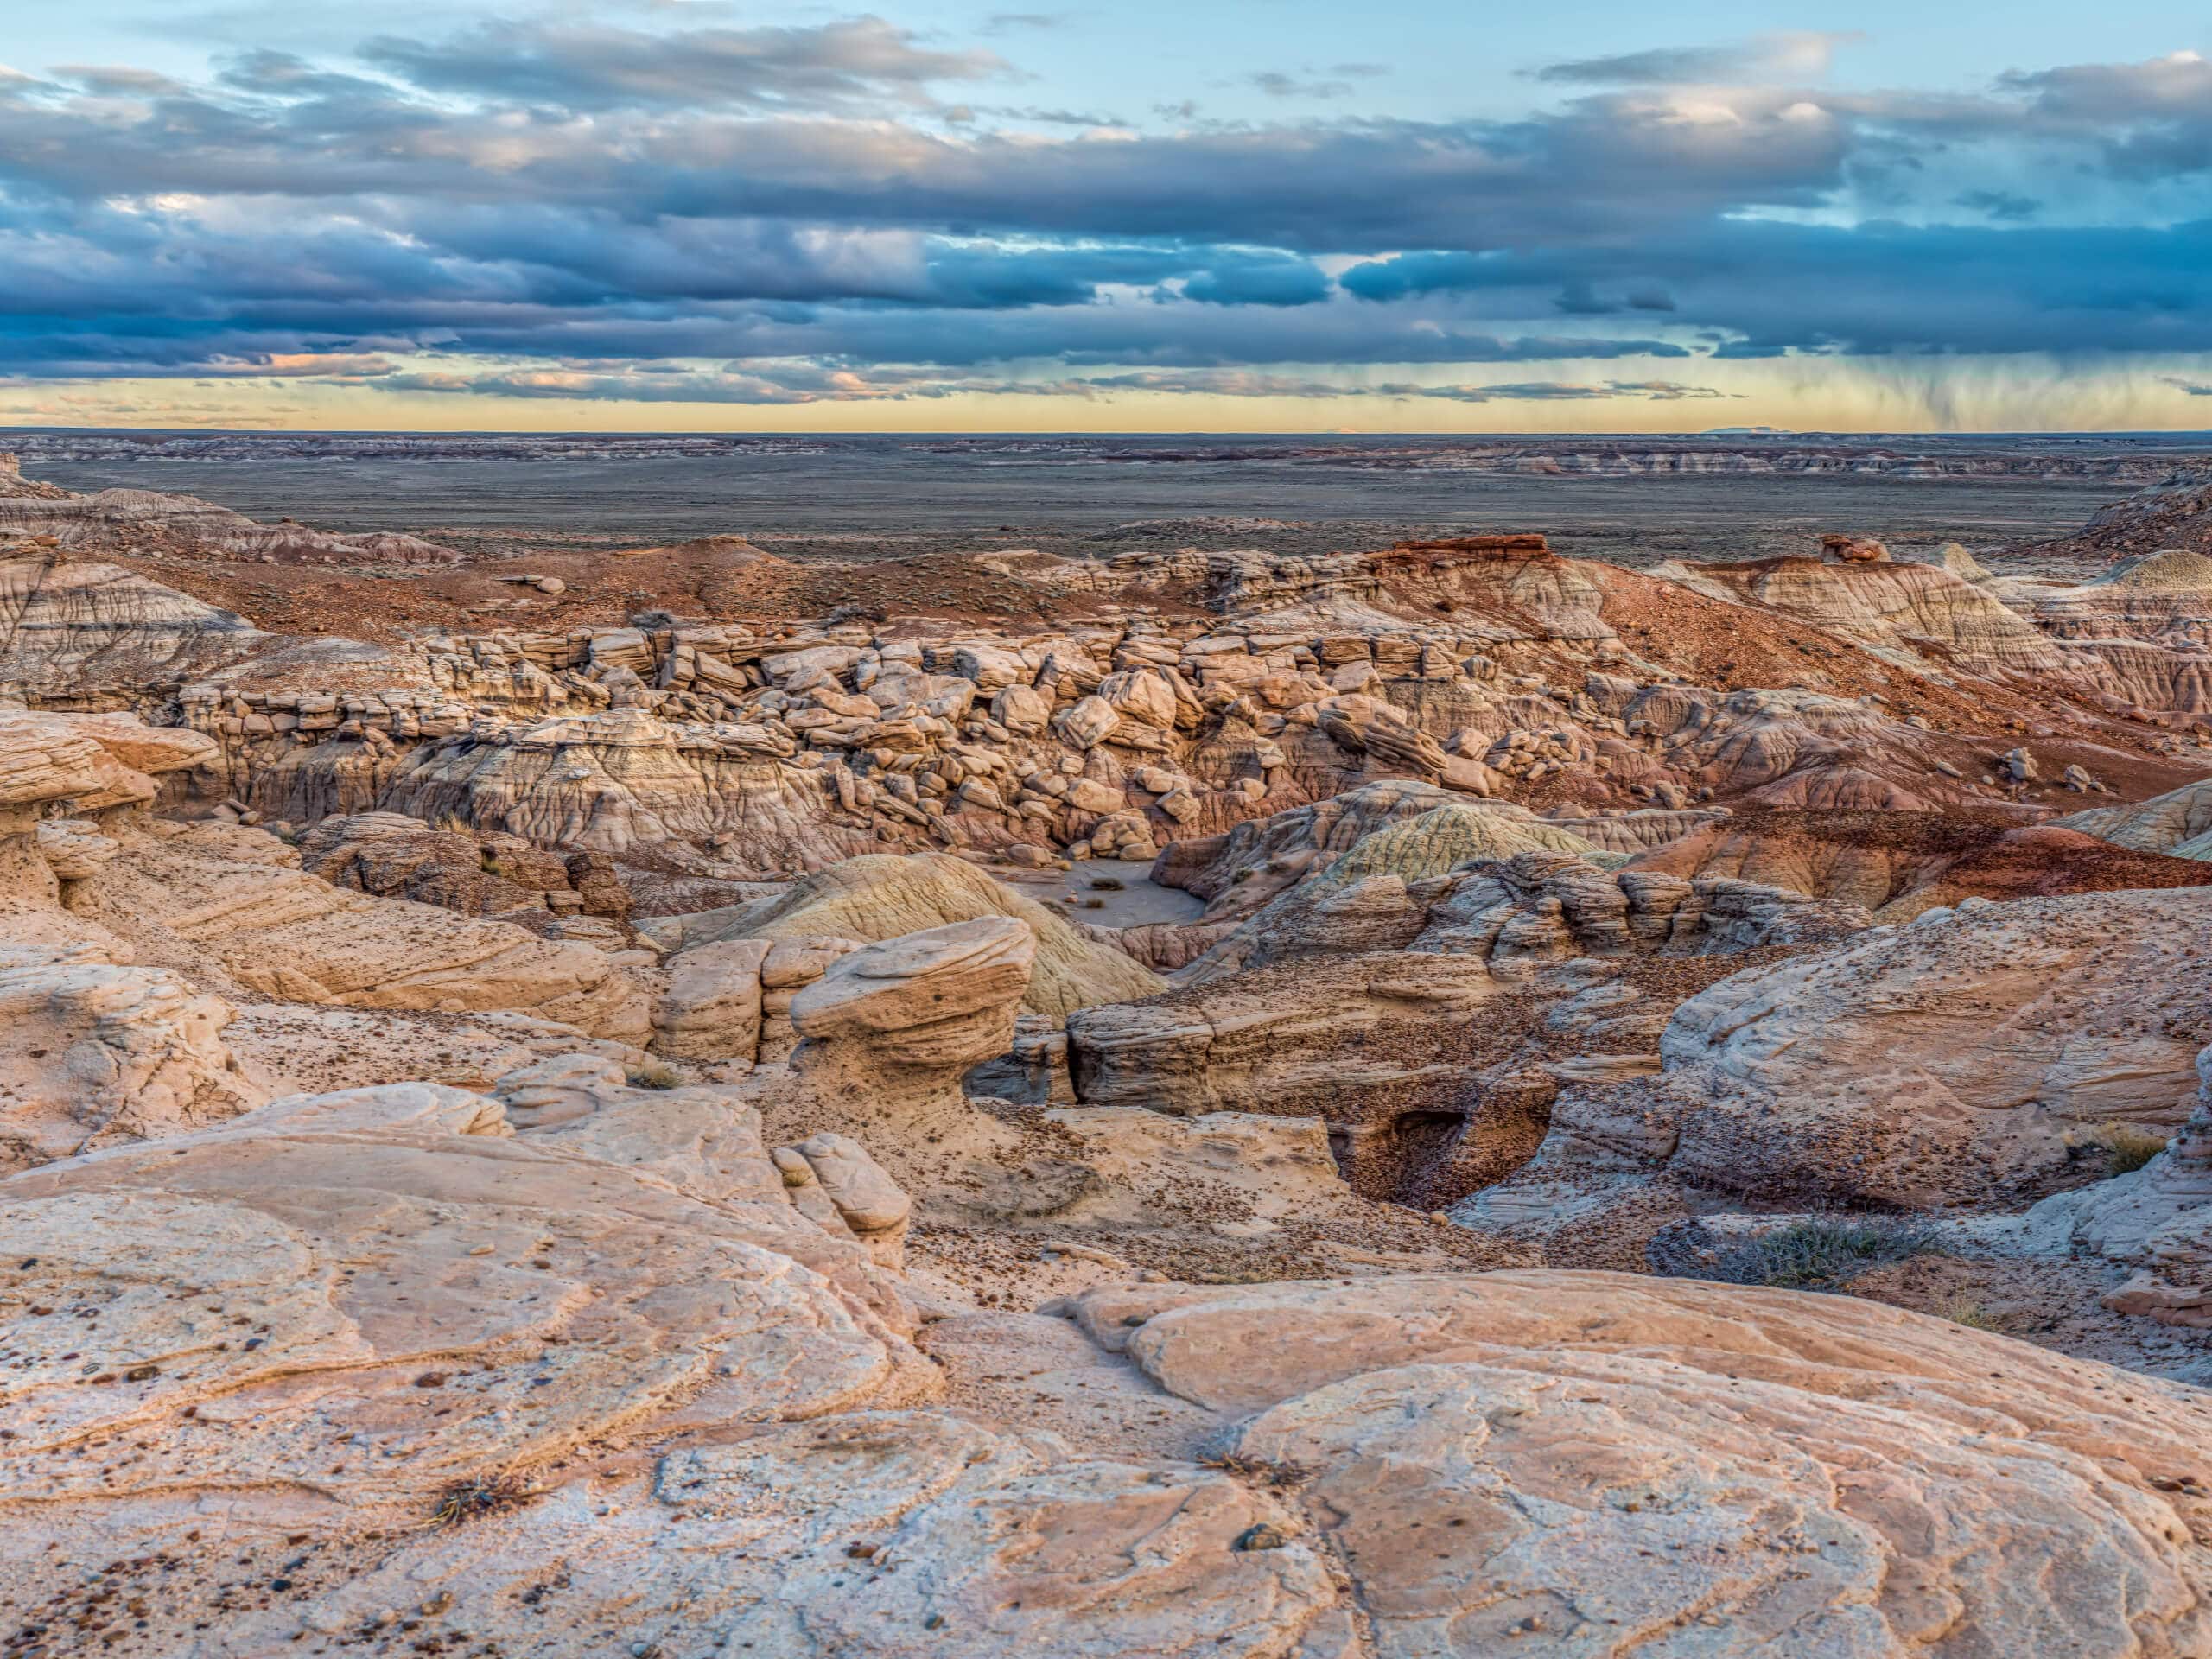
[[0, 559, 271, 691]]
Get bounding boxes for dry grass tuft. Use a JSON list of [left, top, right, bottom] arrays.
[[424, 1471, 541, 1529], [2088, 1122, 2173, 1176], [1934, 1292, 2005, 1332]]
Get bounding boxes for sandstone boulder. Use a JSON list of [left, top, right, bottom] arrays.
[[0, 944, 263, 1173], [1055, 694, 1120, 748], [1557, 886, 2212, 1211], [1067, 1270, 2212, 1658], [0, 1082, 922, 1511], [789, 918, 1036, 1128], [652, 937, 771, 1061]]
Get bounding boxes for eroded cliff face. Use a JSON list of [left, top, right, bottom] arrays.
[[0, 557, 271, 689], [10, 522, 2203, 884]]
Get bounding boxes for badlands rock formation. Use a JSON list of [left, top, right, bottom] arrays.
[[643, 849, 1165, 1017], [0, 556, 272, 685], [2018, 465, 2212, 562], [2031, 1046, 2212, 1327], [2060, 773, 2212, 859], [1630, 806, 2212, 918], [1453, 881, 2212, 1271], [3, 457, 2212, 1656]]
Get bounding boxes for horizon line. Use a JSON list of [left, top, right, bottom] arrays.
[[10, 425, 2212, 442]]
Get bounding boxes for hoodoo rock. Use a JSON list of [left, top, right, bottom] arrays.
[[788, 916, 1037, 1136], [1821, 531, 1891, 562]]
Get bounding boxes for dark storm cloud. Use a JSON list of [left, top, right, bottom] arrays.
[[1180, 255, 1333, 307], [1339, 219, 2212, 358], [0, 20, 2209, 401]]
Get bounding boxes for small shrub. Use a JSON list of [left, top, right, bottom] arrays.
[[2088, 1122, 2172, 1175], [1706, 1217, 1939, 1291], [1198, 1452, 1312, 1489], [1089, 877, 1125, 891], [1080, 897, 1105, 909], [424, 1471, 539, 1529], [626, 1059, 681, 1090]]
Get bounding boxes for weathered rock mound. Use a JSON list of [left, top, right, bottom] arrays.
[[649, 851, 1163, 1018], [1068, 1270, 2212, 1659], [1552, 886, 2212, 1211], [1632, 807, 2212, 918], [0, 557, 271, 691], [2058, 775, 2212, 860], [0, 1079, 920, 1509]]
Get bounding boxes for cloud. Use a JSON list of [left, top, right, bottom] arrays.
[[1991, 51, 2212, 179], [2161, 375, 2212, 397], [1, 23, 2211, 416], [1996, 49, 2212, 123], [1531, 31, 1862, 86], [1180, 254, 1332, 307], [359, 16, 1007, 114], [959, 105, 1125, 127], [1407, 378, 1733, 403], [1248, 73, 1353, 100], [52, 64, 192, 96], [361, 362, 1739, 406], [1245, 62, 1389, 100], [1072, 369, 1354, 398], [377, 364, 888, 404], [1599, 379, 1735, 400], [1952, 189, 2041, 222], [1339, 219, 2212, 359]]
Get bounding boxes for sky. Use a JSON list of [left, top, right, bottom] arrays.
[[3, 2, 2212, 432]]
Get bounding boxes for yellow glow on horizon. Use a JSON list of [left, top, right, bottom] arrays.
[[4, 355, 2212, 435]]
